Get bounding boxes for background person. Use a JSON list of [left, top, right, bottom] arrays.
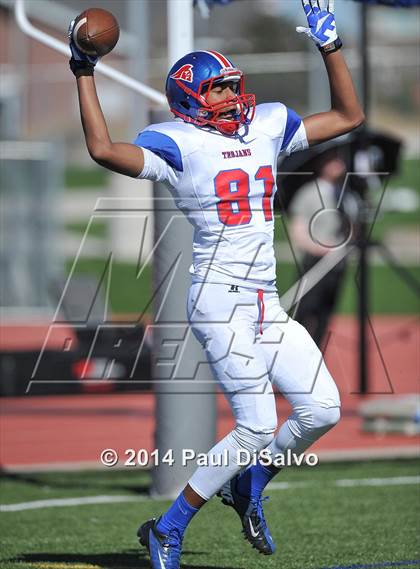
[[289, 152, 357, 347]]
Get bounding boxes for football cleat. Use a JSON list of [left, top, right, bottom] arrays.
[[217, 477, 276, 555], [138, 517, 182, 569]]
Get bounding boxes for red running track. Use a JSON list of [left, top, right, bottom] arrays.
[[1, 316, 419, 470]]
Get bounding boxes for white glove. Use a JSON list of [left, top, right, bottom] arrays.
[[68, 18, 99, 65], [296, 0, 339, 48]]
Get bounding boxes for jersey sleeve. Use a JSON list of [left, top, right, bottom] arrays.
[[254, 103, 308, 157], [133, 130, 183, 187], [279, 107, 308, 156]]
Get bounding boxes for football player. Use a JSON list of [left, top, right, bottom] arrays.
[[69, 1, 364, 567]]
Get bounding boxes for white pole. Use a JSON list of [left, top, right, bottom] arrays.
[[152, 1, 216, 498], [14, 0, 166, 106], [167, 0, 194, 65]]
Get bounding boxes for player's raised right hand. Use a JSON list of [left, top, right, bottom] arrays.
[[68, 19, 99, 77]]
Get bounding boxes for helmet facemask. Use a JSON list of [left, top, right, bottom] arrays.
[[198, 73, 255, 135], [170, 69, 255, 136]]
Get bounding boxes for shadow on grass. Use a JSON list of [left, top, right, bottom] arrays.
[[1, 472, 150, 496], [12, 551, 243, 569]]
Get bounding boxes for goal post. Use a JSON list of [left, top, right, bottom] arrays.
[[14, 0, 166, 106]]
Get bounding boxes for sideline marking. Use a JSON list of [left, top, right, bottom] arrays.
[[29, 561, 101, 569], [334, 476, 420, 487], [0, 494, 155, 512], [318, 560, 420, 569], [269, 475, 420, 490], [1, 476, 419, 512]]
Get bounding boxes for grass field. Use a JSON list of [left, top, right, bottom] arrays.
[[1, 460, 419, 569], [67, 257, 419, 316]]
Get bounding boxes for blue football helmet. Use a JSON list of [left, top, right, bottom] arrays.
[[165, 50, 255, 136]]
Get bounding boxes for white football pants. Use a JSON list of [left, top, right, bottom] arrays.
[[187, 281, 341, 500]]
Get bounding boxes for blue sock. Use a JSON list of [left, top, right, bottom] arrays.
[[156, 492, 199, 537], [236, 461, 278, 501]]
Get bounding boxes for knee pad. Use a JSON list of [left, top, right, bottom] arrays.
[[313, 406, 341, 430], [229, 425, 275, 455], [288, 405, 341, 442]]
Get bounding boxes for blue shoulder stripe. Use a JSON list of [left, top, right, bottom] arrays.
[[133, 130, 183, 172], [281, 107, 302, 151]]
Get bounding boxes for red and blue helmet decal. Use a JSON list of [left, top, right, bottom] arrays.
[[165, 50, 255, 134], [170, 64, 194, 83]]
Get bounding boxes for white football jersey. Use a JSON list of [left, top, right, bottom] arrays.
[[135, 103, 308, 290]]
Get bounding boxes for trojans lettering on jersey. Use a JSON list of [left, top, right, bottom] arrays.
[[134, 102, 308, 291]]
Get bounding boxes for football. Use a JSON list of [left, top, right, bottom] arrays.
[[72, 8, 119, 58]]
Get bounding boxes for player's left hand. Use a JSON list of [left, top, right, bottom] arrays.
[[296, 0, 338, 47]]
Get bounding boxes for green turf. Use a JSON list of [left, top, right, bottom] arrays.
[[1, 460, 419, 569], [361, 156, 419, 242], [368, 210, 419, 242], [66, 258, 153, 318], [66, 256, 419, 316], [389, 158, 420, 194], [276, 261, 420, 315], [66, 220, 108, 239], [65, 166, 109, 190]]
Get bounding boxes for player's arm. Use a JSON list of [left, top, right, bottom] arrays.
[[303, 50, 364, 145], [69, 22, 144, 178], [297, 0, 365, 146], [75, 75, 144, 177]]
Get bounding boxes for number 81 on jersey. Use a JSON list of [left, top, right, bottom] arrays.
[[214, 166, 275, 226]]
